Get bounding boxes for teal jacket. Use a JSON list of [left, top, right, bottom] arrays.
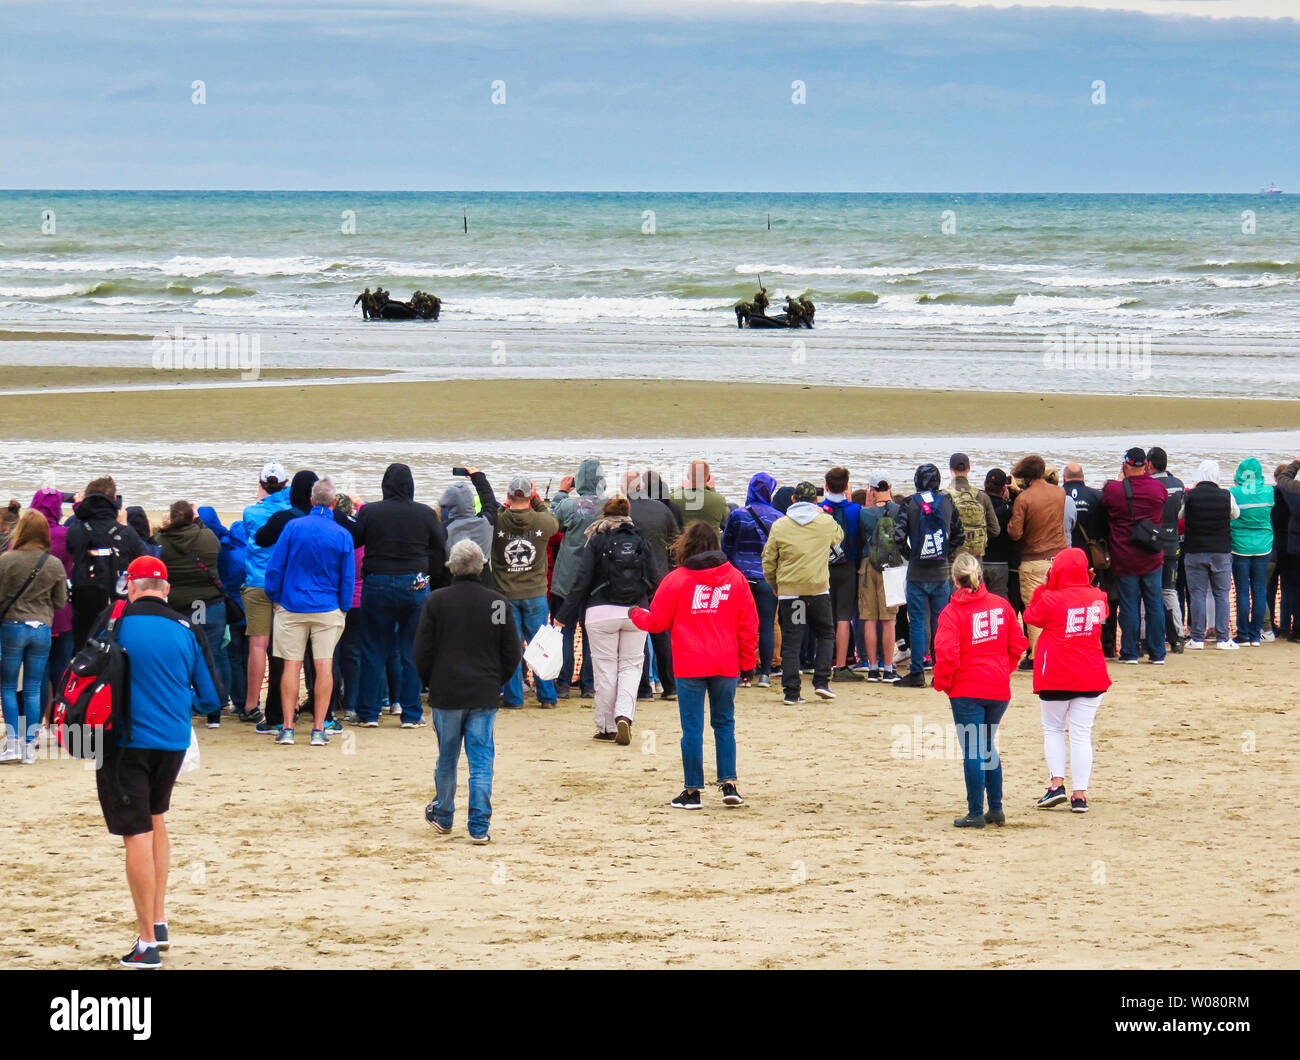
[[1230, 458, 1274, 556]]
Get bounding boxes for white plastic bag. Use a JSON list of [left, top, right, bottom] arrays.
[[523, 623, 564, 682], [883, 564, 908, 609], [179, 727, 201, 775]]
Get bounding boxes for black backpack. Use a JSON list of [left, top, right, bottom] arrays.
[[53, 600, 132, 759], [595, 527, 650, 605], [73, 520, 130, 596]]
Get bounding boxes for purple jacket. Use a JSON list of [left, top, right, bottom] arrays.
[[721, 473, 782, 582], [29, 489, 73, 635]]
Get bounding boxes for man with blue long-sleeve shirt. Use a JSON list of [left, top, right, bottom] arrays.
[[265, 478, 355, 747], [94, 555, 221, 969]]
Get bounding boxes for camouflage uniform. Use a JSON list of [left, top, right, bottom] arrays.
[[753, 288, 769, 314], [355, 287, 372, 319], [798, 296, 815, 326], [784, 296, 804, 327]]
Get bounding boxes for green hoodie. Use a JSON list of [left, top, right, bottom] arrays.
[[1230, 458, 1274, 556]]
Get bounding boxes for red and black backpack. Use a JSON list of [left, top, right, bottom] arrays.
[[52, 600, 132, 759]]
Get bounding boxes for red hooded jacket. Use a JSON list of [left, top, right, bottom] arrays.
[[1023, 547, 1112, 695], [629, 551, 758, 678], [932, 584, 1028, 700]]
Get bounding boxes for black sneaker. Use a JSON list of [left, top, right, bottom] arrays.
[[814, 686, 836, 700], [153, 923, 170, 951], [120, 940, 161, 969], [592, 731, 617, 741], [555, 688, 571, 700], [1170, 638, 1185, 654], [866, 669, 882, 683], [923, 656, 934, 670], [1070, 796, 1089, 813], [1037, 785, 1068, 809], [1017, 657, 1034, 671], [896, 672, 927, 688], [781, 695, 806, 706], [832, 667, 865, 682], [953, 812, 985, 828], [984, 810, 1005, 826], [720, 783, 743, 806], [670, 789, 702, 810], [881, 669, 901, 685], [660, 691, 677, 701], [240, 708, 264, 724]]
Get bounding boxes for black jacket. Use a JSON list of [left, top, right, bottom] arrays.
[[627, 493, 680, 576], [351, 463, 448, 584], [1064, 481, 1106, 550], [66, 494, 146, 591], [556, 520, 659, 624], [256, 470, 317, 547], [412, 575, 523, 711]]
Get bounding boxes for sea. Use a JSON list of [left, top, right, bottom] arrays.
[[1, 190, 1296, 506]]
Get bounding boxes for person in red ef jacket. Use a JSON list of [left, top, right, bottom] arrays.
[[630, 522, 757, 812], [933, 553, 1028, 829], [1023, 546, 1112, 815]]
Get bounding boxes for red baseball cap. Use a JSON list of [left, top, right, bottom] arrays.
[[126, 555, 168, 581]]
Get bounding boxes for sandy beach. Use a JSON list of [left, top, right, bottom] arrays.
[[3, 644, 1294, 970], [2, 375, 1299, 443]]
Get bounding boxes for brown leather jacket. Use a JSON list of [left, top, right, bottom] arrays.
[[1008, 480, 1069, 561]]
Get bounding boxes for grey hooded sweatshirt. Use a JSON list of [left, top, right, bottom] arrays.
[[551, 458, 606, 599]]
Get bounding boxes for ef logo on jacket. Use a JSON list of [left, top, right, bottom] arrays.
[[1065, 602, 1105, 635], [690, 583, 731, 612], [969, 608, 1005, 643]]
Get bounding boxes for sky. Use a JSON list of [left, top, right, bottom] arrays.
[[0, 0, 1296, 192]]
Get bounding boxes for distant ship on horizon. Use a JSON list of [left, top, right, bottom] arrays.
[[1260, 182, 1283, 195]]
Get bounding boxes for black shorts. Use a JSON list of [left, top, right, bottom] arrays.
[[828, 562, 858, 623], [96, 746, 186, 837]]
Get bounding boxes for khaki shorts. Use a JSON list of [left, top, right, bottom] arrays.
[[857, 562, 899, 621], [272, 608, 345, 661], [242, 586, 274, 638]]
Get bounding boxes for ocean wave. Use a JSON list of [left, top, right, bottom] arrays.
[[1206, 275, 1296, 289], [1188, 259, 1300, 274], [734, 263, 925, 277], [161, 255, 334, 277], [0, 283, 84, 298], [917, 292, 1018, 306]]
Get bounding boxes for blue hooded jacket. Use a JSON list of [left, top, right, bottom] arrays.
[[198, 506, 249, 593], [722, 473, 782, 581], [265, 507, 356, 613], [242, 487, 293, 589]]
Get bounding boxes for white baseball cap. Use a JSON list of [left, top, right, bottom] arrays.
[[260, 461, 288, 485]]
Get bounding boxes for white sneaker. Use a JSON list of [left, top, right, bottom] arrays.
[[0, 740, 20, 765], [388, 704, 402, 716], [1216, 640, 1240, 651], [1186, 641, 1204, 650], [1261, 630, 1276, 642], [21, 742, 37, 764]]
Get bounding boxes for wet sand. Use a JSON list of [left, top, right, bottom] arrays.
[[3, 646, 1295, 969], [0, 376, 1297, 442], [0, 365, 389, 393]]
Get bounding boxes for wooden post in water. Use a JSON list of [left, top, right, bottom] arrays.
[[767, 212, 771, 231], [463, 208, 468, 234]]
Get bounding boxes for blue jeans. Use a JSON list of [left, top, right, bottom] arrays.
[[44, 630, 75, 711], [949, 697, 1008, 815], [431, 707, 497, 838], [1116, 568, 1166, 661], [676, 676, 738, 789], [748, 578, 777, 677], [503, 596, 555, 706], [225, 621, 248, 710], [906, 580, 951, 674], [196, 598, 230, 718], [334, 609, 364, 714], [1185, 552, 1232, 643], [1232, 553, 1270, 642], [359, 574, 428, 724], [1, 622, 51, 744]]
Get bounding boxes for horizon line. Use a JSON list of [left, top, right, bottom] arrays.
[[0, 187, 1287, 196]]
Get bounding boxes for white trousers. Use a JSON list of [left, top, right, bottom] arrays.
[[1040, 695, 1102, 791], [585, 604, 647, 733]]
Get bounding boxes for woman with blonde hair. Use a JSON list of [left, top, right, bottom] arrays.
[[0, 510, 68, 763], [932, 553, 1028, 828]]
